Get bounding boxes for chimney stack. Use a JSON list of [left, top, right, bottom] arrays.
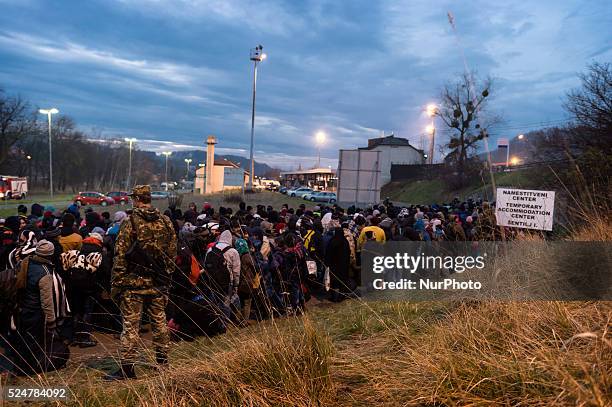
[[205, 135, 217, 193]]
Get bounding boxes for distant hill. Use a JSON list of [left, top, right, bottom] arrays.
[[165, 150, 280, 177]]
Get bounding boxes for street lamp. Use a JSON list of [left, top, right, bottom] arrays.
[[518, 134, 525, 140], [315, 131, 326, 168], [184, 158, 192, 179], [248, 44, 267, 191], [162, 151, 172, 190], [426, 103, 437, 165], [124, 138, 137, 190], [39, 108, 59, 199]]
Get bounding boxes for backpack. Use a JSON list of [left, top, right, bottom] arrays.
[[125, 215, 174, 282], [202, 246, 231, 295], [0, 258, 29, 317]]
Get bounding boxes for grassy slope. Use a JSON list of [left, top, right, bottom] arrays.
[[382, 168, 557, 205], [21, 299, 610, 406]]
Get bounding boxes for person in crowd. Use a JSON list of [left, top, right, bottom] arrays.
[[9, 240, 71, 376], [235, 238, 257, 325], [79, 211, 101, 238], [105, 185, 177, 381], [61, 232, 110, 348], [446, 214, 467, 241], [106, 211, 127, 244], [278, 232, 307, 314], [1, 216, 20, 270], [325, 227, 352, 302], [43, 227, 64, 277], [100, 212, 112, 230], [8, 230, 38, 269], [357, 216, 386, 249], [59, 213, 83, 252], [200, 229, 241, 322]]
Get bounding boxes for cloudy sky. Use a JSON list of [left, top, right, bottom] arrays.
[[0, 0, 610, 168]]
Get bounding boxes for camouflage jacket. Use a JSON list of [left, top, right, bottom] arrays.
[[111, 207, 177, 292]]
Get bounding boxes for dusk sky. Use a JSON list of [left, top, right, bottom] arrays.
[[0, 0, 610, 169]]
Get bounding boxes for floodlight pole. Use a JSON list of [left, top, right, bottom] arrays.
[[248, 45, 266, 191], [249, 60, 258, 191]]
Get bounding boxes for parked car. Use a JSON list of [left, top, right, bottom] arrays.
[[151, 191, 169, 200], [107, 191, 130, 205], [279, 186, 288, 194], [305, 191, 337, 203], [289, 187, 313, 198], [74, 192, 115, 206]]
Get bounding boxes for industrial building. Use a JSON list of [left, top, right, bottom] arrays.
[[337, 134, 425, 205], [194, 135, 250, 194]]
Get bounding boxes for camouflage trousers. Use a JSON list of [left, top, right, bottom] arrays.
[[119, 290, 169, 363]]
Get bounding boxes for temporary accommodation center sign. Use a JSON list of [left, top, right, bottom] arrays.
[[495, 188, 555, 231]]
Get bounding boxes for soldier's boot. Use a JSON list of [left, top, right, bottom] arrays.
[[104, 363, 136, 381], [155, 350, 168, 366]]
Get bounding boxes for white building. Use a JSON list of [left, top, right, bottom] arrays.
[[359, 135, 425, 185]]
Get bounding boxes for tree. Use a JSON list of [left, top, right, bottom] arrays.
[[0, 89, 36, 166], [436, 72, 498, 184], [564, 62, 612, 153]]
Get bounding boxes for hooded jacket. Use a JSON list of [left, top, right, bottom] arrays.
[[20, 255, 70, 330], [209, 230, 241, 290]]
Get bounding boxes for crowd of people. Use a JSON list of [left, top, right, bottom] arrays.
[[0, 189, 503, 379]]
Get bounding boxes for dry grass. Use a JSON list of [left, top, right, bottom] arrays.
[[7, 297, 608, 407], [331, 301, 611, 406]]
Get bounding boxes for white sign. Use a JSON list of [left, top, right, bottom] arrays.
[[495, 188, 555, 231]]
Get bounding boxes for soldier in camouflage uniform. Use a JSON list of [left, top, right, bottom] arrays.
[[105, 185, 177, 380]]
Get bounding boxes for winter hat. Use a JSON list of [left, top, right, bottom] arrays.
[[35, 239, 55, 257], [44, 227, 61, 239], [379, 217, 393, 229], [88, 232, 104, 244], [113, 211, 127, 223], [466, 216, 473, 223], [91, 226, 105, 235], [235, 238, 249, 255]]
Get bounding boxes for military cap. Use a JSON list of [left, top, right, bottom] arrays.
[[130, 184, 151, 198]]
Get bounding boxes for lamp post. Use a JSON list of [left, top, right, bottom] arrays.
[[248, 44, 267, 191], [426, 103, 437, 165], [315, 131, 326, 168], [38, 108, 59, 199], [184, 158, 192, 179], [162, 151, 172, 190], [124, 138, 137, 190]]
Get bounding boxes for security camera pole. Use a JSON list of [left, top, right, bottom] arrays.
[[248, 44, 266, 191]]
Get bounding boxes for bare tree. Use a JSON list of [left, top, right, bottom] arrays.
[[0, 89, 36, 166], [436, 72, 498, 182], [564, 62, 612, 152]]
